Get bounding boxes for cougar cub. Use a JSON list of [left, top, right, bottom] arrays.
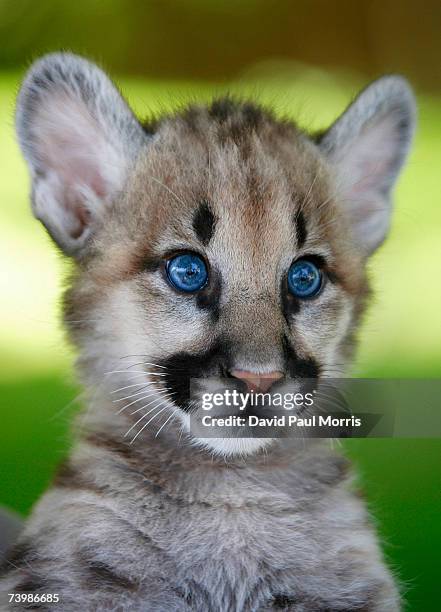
[[0, 53, 415, 611]]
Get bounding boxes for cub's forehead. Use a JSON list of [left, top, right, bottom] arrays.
[[93, 99, 361, 294], [120, 99, 335, 251], [143, 98, 327, 203]]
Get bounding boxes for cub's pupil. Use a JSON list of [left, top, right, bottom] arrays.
[[298, 267, 314, 286]]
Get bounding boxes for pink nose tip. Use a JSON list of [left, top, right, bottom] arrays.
[[229, 370, 284, 393]]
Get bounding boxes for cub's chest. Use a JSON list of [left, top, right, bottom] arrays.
[[145, 495, 305, 582], [153, 505, 299, 611]]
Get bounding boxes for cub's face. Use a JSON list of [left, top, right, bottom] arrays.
[[16, 54, 415, 455]]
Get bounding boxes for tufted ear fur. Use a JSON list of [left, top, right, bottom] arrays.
[[319, 76, 416, 256], [16, 52, 148, 257]]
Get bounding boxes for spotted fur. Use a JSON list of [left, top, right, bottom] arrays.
[[0, 53, 415, 610]]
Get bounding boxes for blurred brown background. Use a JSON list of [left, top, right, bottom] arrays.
[[1, 0, 441, 90]]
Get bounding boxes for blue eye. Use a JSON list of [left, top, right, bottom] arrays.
[[166, 253, 208, 293], [288, 259, 322, 298]]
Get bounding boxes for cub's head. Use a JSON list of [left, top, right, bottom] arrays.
[[16, 53, 415, 456]]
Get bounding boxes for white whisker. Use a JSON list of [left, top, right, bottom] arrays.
[[134, 361, 168, 369], [130, 392, 177, 416], [121, 361, 169, 370], [124, 401, 167, 438], [111, 382, 149, 394], [147, 175, 188, 208], [105, 370, 167, 376], [116, 390, 173, 415], [303, 171, 319, 206], [155, 412, 176, 438], [130, 405, 170, 445], [118, 356, 168, 368], [114, 386, 170, 403]]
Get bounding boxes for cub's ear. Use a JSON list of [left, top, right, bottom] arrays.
[[16, 52, 147, 257], [318, 76, 416, 256]]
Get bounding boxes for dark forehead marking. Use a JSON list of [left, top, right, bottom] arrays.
[[294, 210, 308, 249], [192, 200, 216, 246], [208, 98, 268, 151], [208, 98, 265, 128]]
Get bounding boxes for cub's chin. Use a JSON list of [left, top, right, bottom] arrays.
[[192, 436, 274, 458]]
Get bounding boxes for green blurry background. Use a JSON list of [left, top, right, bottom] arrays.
[[0, 1, 440, 609]]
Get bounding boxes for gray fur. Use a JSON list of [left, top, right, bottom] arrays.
[[0, 509, 22, 560], [319, 76, 416, 161], [16, 53, 148, 256], [319, 76, 416, 254], [0, 53, 415, 611], [0, 431, 399, 611]]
